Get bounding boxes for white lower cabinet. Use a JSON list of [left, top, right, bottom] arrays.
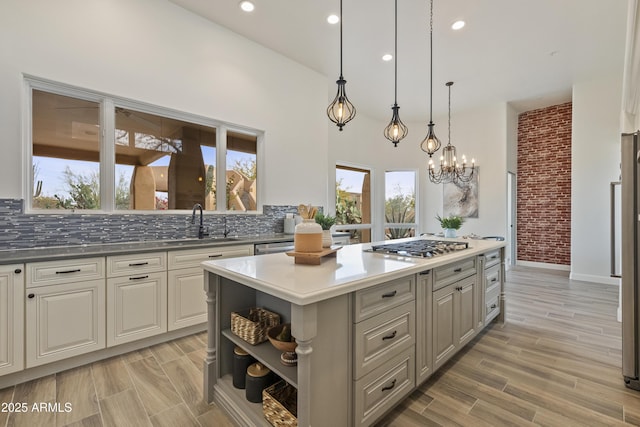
[[26, 278, 106, 368], [167, 244, 253, 331], [0, 265, 24, 375], [106, 253, 167, 347], [167, 267, 206, 331]]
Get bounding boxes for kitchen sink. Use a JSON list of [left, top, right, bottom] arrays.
[[160, 237, 240, 245]]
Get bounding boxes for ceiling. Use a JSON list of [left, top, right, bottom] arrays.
[[168, 0, 628, 122]]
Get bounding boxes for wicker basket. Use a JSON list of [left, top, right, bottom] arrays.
[[263, 380, 297, 427], [231, 307, 280, 345]]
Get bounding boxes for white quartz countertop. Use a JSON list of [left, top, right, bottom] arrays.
[[202, 237, 505, 305]]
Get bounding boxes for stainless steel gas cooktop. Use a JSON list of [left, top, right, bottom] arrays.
[[365, 239, 469, 258]]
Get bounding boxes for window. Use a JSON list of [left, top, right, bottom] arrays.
[[384, 170, 416, 240], [28, 79, 261, 212], [335, 165, 372, 243]]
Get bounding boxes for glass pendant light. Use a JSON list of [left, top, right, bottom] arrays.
[[419, 0, 441, 157], [428, 81, 475, 184], [327, 0, 356, 131], [383, 0, 408, 146]]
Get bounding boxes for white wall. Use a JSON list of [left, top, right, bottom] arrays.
[[328, 104, 509, 242], [0, 0, 329, 208], [571, 74, 623, 284]]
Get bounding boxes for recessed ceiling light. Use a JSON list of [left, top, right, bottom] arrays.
[[382, 54, 393, 62], [451, 20, 465, 30], [327, 14, 339, 24], [239, 1, 255, 12]]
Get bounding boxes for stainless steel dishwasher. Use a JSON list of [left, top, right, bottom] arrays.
[[254, 240, 295, 255]]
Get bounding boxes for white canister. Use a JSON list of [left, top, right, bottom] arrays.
[[284, 214, 296, 234], [294, 219, 322, 252]]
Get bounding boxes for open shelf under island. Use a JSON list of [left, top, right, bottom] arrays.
[[202, 237, 506, 427]]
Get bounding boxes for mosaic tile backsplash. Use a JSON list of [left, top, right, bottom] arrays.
[[0, 199, 303, 250]]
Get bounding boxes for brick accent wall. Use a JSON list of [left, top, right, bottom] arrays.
[[517, 102, 572, 265]]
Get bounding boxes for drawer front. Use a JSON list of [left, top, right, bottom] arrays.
[[354, 346, 415, 427], [485, 264, 501, 295], [484, 249, 501, 269], [354, 301, 415, 379], [167, 244, 253, 269], [354, 276, 415, 323], [27, 257, 105, 288], [485, 294, 500, 323], [433, 256, 476, 291], [107, 252, 167, 277]]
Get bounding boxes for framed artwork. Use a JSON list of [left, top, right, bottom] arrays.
[[443, 167, 479, 218]]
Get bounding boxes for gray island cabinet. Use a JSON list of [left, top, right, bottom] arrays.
[[202, 238, 506, 427]]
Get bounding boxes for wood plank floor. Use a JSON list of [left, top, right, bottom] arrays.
[[1, 266, 638, 426]]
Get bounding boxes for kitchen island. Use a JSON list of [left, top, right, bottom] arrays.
[[202, 237, 506, 427]]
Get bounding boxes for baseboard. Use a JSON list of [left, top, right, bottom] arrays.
[[569, 272, 620, 286], [516, 260, 570, 271]]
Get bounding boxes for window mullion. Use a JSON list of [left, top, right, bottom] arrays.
[[217, 126, 227, 212], [101, 98, 116, 211]]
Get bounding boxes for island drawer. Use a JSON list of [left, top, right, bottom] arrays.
[[354, 346, 415, 427], [484, 250, 501, 269], [353, 276, 415, 323], [485, 293, 500, 323], [168, 244, 253, 269], [353, 301, 415, 379], [27, 257, 105, 288], [107, 252, 167, 277], [485, 264, 500, 295], [433, 256, 476, 291]]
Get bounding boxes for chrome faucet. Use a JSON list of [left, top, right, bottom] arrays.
[[191, 203, 208, 239], [222, 216, 229, 238]]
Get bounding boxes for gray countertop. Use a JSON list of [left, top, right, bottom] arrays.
[[0, 234, 295, 265]]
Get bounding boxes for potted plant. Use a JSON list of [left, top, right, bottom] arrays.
[[436, 214, 464, 238], [315, 212, 337, 247]]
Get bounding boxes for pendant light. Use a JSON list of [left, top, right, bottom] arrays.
[[383, 0, 408, 146], [428, 81, 475, 184], [327, 0, 356, 131], [419, 0, 441, 157]]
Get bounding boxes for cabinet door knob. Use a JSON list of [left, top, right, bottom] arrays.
[[28, 293, 35, 299], [14, 268, 22, 274]]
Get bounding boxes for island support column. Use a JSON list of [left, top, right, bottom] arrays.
[[204, 272, 218, 403], [291, 302, 318, 427]]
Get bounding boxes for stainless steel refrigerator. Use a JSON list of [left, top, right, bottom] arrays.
[[622, 132, 640, 391]]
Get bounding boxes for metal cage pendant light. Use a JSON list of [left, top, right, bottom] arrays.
[[428, 81, 475, 184], [327, 0, 356, 131], [383, 0, 408, 146], [419, 0, 441, 157]]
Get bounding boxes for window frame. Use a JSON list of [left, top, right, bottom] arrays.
[[23, 75, 264, 214], [334, 162, 374, 243]]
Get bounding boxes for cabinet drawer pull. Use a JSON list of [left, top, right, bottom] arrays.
[[209, 254, 223, 258], [14, 268, 22, 274], [55, 269, 81, 274], [490, 255, 498, 260], [419, 270, 430, 275], [453, 267, 462, 273], [128, 262, 149, 267], [491, 278, 497, 283], [129, 275, 149, 280], [382, 330, 397, 341], [28, 293, 35, 299], [381, 290, 397, 298], [381, 379, 396, 392], [490, 303, 497, 309]]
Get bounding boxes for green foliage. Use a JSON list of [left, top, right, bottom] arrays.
[[314, 212, 336, 230], [54, 167, 100, 210], [385, 192, 415, 239], [233, 158, 257, 181], [115, 172, 130, 210], [335, 179, 362, 226], [436, 214, 464, 230]]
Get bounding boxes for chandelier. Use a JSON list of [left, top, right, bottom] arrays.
[[383, 0, 408, 146], [419, 0, 441, 157], [327, 0, 356, 131], [428, 81, 475, 184]]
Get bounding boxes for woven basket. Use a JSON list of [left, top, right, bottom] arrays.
[[263, 380, 297, 427], [231, 307, 280, 345]]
